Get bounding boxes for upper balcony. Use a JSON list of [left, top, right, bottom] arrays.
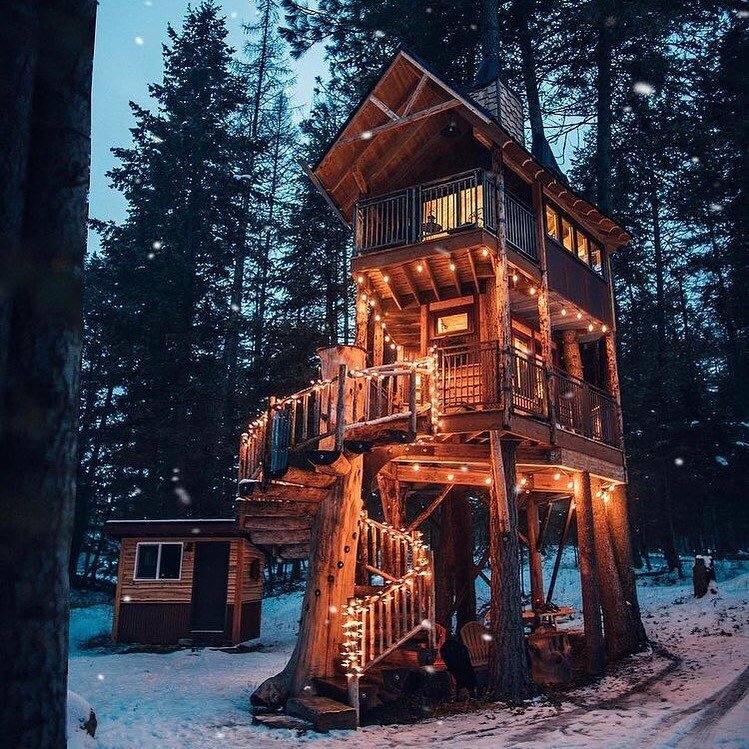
[[354, 169, 538, 263]]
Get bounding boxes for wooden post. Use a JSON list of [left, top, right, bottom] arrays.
[[376, 465, 405, 528], [355, 293, 368, 350], [232, 539, 245, 644], [525, 496, 545, 610], [491, 150, 513, 424], [606, 484, 648, 650], [573, 471, 606, 676], [252, 455, 365, 707], [487, 432, 533, 699], [562, 330, 584, 380]]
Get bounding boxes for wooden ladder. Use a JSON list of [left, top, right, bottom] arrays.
[[340, 512, 435, 711]]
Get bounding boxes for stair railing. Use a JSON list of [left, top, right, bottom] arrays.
[[341, 512, 435, 679]]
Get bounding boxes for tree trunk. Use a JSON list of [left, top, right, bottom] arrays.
[[451, 489, 477, 631], [252, 455, 364, 707], [573, 471, 606, 676], [487, 433, 533, 700], [591, 482, 640, 659], [606, 484, 648, 649], [0, 2, 96, 746]]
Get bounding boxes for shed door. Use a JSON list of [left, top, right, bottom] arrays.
[[190, 541, 230, 632]]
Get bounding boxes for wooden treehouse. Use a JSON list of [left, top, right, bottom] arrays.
[[240, 49, 645, 730]]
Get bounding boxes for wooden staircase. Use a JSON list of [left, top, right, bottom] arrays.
[[236, 360, 434, 560], [340, 513, 435, 711]]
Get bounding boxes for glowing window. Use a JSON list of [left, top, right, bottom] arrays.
[[435, 311, 470, 336], [576, 232, 589, 264], [545, 205, 559, 240], [561, 218, 574, 252]]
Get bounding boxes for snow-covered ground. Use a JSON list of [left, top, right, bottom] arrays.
[[68, 557, 749, 748]]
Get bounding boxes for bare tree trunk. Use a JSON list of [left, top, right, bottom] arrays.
[[0, 2, 95, 746], [487, 434, 533, 700], [573, 472, 606, 676]]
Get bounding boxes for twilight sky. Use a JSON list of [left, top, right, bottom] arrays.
[[90, 0, 326, 245]]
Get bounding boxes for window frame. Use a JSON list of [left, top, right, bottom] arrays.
[[133, 541, 184, 582], [431, 305, 474, 339], [543, 202, 607, 280]]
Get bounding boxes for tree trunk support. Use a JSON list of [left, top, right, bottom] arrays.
[[573, 471, 606, 676]]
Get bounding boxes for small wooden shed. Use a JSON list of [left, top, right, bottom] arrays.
[[105, 518, 264, 646]]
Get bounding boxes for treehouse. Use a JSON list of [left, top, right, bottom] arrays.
[[239, 49, 644, 730]]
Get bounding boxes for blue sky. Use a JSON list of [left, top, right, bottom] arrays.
[[90, 0, 326, 244]]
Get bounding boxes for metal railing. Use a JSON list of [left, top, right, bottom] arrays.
[[354, 169, 537, 260], [437, 342, 620, 446]]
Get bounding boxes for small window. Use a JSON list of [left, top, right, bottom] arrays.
[[561, 218, 574, 252], [575, 232, 589, 264], [590, 243, 603, 275], [134, 542, 183, 581], [434, 311, 470, 336], [545, 205, 559, 240]]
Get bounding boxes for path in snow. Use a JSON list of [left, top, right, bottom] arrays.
[[67, 559, 749, 748]]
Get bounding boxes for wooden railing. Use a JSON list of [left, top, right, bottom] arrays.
[[437, 342, 621, 447], [239, 362, 432, 481], [341, 513, 434, 678], [354, 169, 537, 260]]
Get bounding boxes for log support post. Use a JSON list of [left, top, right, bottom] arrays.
[[487, 431, 533, 699], [573, 471, 606, 676], [525, 496, 545, 610], [562, 330, 584, 380]]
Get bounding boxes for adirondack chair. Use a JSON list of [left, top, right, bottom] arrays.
[[459, 621, 491, 670]]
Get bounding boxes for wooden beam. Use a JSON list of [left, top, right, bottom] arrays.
[[369, 94, 398, 121], [402, 264, 421, 303], [467, 249, 481, 294], [422, 258, 442, 301], [402, 73, 429, 116], [407, 484, 454, 531], [334, 99, 461, 148]]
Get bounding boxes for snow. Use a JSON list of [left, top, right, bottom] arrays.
[[68, 559, 749, 748]]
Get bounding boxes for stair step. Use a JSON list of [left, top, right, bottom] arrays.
[[286, 696, 357, 732], [252, 713, 313, 731]]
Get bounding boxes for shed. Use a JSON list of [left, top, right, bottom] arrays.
[[104, 519, 264, 646]]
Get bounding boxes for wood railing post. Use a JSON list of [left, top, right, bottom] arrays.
[[335, 364, 347, 452]]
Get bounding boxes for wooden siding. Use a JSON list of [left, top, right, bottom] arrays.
[[545, 239, 613, 324], [118, 536, 263, 605]]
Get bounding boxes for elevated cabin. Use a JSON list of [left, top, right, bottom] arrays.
[[239, 49, 644, 729], [105, 519, 264, 647]]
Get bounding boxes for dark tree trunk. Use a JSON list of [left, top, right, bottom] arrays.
[[487, 434, 533, 700], [0, 2, 96, 747]]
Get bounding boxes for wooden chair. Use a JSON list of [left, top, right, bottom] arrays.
[[459, 621, 491, 670]]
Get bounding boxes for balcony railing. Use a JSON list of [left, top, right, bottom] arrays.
[[354, 169, 538, 261], [437, 342, 621, 447]]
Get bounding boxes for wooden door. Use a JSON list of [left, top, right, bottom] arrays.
[[190, 541, 230, 632]]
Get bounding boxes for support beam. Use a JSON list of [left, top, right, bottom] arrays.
[[525, 498, 545, 610], [486, 433, 533, 699], [573, 471, 606, 676]]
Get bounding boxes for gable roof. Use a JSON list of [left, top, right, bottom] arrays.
[[310, 48, 630, 248]]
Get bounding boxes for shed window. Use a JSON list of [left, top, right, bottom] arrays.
[[134, 542, 183, 580]]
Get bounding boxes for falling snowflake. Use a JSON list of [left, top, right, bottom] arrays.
[[134, 36, 144, 46], [632, 80, 656, 96]]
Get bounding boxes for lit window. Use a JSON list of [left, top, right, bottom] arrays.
[[590, 243, 603, 275], [545, 205, 559, 240], [134, 542, 183, 580], [435, 311, 470, 336], [576, 232, 589, 264], [561, 218, 574, 252]]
